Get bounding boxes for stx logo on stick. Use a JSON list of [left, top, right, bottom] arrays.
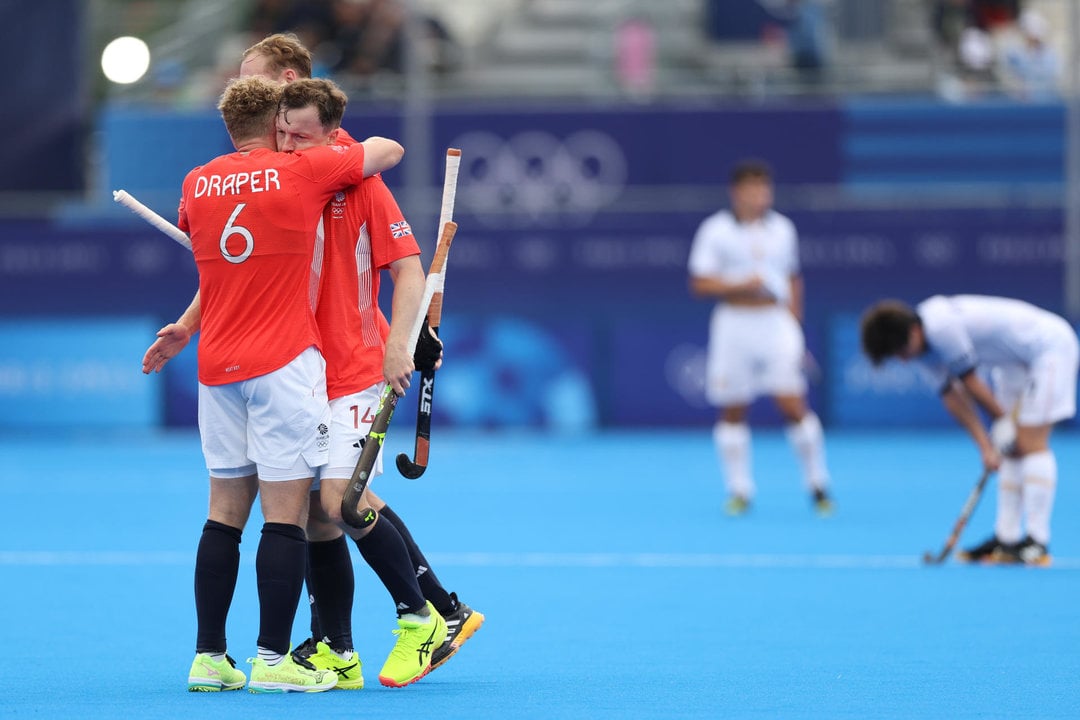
[[419, 376, 435, 413]]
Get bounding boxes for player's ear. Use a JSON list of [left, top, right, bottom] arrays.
[[281, 68, 297, 84], [328, 128, 340, 146]]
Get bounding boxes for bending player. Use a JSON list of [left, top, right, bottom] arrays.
[[860, 295, 1078, 566], [688, 160, 833, 516], [175, 75, 403, 692]]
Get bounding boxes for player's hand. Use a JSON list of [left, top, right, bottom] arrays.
[[980, 443, 1003, 472], [413, 319, 443, 372], [383, 342, 415, 396], [142, 323, 191, 374], [989, 416, 1017, 455]]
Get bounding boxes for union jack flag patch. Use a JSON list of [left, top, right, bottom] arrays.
[[390, 220, 412, 238]]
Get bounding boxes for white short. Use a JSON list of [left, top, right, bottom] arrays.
[[706, 304, 807, 406], [198, 346, 330, 481], [992, 327, 1080, 427], [315, 381, 386, 487]]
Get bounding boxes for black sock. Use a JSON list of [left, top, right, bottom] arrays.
[[256, 522, 307, 655], [304, 571, 321, 642], [307, 535, 355, 651], [353, 515, 426, 615], [194, 519, 243, 654], [379, 504, 456, 615]]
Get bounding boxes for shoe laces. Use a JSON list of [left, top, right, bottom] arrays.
[[294, 637, 319, 659], [289, 650, 319, 671]]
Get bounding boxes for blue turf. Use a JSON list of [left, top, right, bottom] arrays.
[[2, 429, 1079, 719]]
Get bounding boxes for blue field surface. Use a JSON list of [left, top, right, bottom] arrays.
[[2, 429, 1079, 719]]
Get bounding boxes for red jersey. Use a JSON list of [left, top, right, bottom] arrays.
[[178, 144, 367, 385], [317, 132, 420, 399]]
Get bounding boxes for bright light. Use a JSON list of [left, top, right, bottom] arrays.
[[101, 36, 150, 84]]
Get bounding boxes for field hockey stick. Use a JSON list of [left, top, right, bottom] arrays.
[[113, 189, 192, 250], [341, 220, 457, 528], [395, 148, 460, 479], [922, 467, 994, 565]]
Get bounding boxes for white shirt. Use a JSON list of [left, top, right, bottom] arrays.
[[687, 209, 799, 304], [916, 294, 1070, 386]]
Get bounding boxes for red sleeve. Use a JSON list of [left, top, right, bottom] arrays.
[[293, 143, 367, 191], [176, 167, 201, 233], [361, 176, 420, 270]]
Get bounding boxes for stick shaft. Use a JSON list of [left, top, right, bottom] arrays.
[[927, 468, 993, 563], [112, 189, 192, 250]]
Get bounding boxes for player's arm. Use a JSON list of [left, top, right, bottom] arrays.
[[383, 254, 426, 395], [689, 274, 768, 301], [941, 376, 1002, 471], [359, 137, 404, 177], [787, 273, 804, 321], [142, 291, 201, 374]]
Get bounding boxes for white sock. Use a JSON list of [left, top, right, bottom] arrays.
[[1021, 451, 1057, 545], [257, 647, 284, 666], [714, 422, 753, 499], [785, 412, 829, 491], [208, 652, 227, 663], [993, 458, 1023, 544]]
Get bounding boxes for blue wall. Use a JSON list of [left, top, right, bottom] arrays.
[[2, 99, 1068, 430]]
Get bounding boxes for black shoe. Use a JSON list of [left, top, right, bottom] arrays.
[[956, 535, 1008, 563], [812, 488, 834, 517], [1007, 536, 1052, 567], [429, 593, 485, 672]]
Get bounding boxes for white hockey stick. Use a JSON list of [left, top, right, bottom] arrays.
[[112, 189, 192, 250]]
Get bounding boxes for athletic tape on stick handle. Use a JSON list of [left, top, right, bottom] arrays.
[[112, 189, 192, 250], [395, 148, 460, 480], [406, 221, 457, 354]]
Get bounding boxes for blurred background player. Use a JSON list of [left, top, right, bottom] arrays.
[[178, 75, 402, 692], [860, 295, 1079, 566], [688, 160, 833, 517]]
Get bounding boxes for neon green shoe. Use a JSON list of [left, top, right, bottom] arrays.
[[247, 653, 338, 693], [724, 495, 751, 516], [377, 602, 448, 688], [294, 637, 364, 690], [187, 652, 246, 692]]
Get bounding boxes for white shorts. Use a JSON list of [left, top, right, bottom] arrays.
[[198, 346, 330, 481], [706, 304, 807, 406], [992, 327, 1080, 427], [315, 381, 386, 487]]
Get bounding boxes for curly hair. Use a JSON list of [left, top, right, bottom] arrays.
[[243, 33, 313, 79], [218, 76, 282, 144], [279, 78, 348, 132], [860, 300, 919, 366]]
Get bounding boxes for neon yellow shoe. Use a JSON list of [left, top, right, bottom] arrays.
[[187, 652, 246, 692], [294, 638, 364, 690], [377, 602, 448, 688], [247, 653, 338, 693], [724, 495, 751, 516]]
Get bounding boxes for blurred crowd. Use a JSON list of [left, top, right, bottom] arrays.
[[246, 0, 457, 83], [931, 0, 1063, 102]]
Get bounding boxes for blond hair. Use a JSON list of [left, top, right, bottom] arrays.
[[218, 76, 282, 144], [243, 33, 313, 79]]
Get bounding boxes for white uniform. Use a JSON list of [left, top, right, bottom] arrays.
[[916, 295, 1079, 425], [688, 209, 805, 406]]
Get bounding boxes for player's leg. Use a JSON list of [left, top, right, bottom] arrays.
[[959, 367, 1023, 562], [706, 307, 755, 513], [320, 385, 447, 686], [189, 381, 256, 692], [367, 494, 485, 671], [245, 348, 337, 693], [298, 488, 362, 689], [1012, 423, 1055, 565], [765, 310, 831, 514]]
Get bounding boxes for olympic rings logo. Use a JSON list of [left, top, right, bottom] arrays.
[[450, 130, 628, 227]]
